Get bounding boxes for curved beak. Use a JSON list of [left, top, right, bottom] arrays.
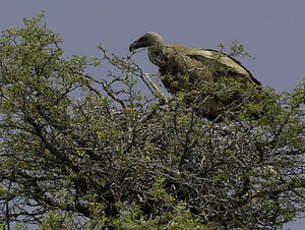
[[129, 41, 138, 52]]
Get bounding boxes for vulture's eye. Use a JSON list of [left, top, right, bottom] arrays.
[[138, 37, 146, 42]]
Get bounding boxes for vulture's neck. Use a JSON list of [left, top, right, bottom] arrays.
[[148, 45, 168, 67]]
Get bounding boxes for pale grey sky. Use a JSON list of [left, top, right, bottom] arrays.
[[1, 1, 304, 229]]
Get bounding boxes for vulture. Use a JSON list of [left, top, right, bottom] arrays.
[[129, 32, 263, 120]]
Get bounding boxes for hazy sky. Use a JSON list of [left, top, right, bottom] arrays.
[[1, 1, 304, 229]]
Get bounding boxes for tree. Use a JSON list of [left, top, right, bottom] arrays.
[[0, 13, 304, 229]]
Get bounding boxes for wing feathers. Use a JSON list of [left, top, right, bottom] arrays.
[[162, 45, 261, 85]]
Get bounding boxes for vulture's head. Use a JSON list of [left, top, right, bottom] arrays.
[[129, 32, 163, 52]]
